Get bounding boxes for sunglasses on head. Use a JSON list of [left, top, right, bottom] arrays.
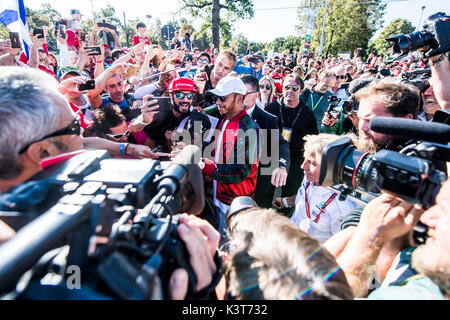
[[106, 129, 129, 140], [284, 85, 300, 92], [175, 92, 195, 100], [260, 84, 271, 90], [19, 115, 81, 154]]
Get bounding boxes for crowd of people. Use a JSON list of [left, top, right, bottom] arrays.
[[0, 8, 449, 301]]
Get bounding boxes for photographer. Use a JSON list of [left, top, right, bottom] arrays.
[[430, 52, 450, 109], [324, 178, 449, 300], [300, 70, 337, 130]]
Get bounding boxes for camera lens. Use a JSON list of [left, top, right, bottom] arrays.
[[319, 137, 378, 192], [387, 30, 434, 57]]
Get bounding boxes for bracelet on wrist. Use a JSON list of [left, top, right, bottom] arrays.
[[124, 143, 130, 155], [96, 60, 103, 64], [119, 143, 125, 155], [282, 197, 291, 208]]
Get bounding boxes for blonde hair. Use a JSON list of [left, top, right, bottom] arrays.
[[303, 133, 357, 158], [258, 76, 276, 103]]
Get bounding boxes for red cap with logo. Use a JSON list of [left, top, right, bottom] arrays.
[[168, 77, 198, 93]]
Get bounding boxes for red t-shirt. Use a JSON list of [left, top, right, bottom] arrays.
[[133, 35, 150, 46]]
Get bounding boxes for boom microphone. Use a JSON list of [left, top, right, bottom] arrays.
[[369, 117, 450, 144]]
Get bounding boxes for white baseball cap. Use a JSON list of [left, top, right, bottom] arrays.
[[208, 76, 247, 97]]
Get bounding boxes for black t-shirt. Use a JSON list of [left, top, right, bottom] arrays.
[[266, 98, 318, 159], [143, 109, 184, 151]]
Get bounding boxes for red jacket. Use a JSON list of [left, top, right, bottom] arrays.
[[202, 109, 261, 205]]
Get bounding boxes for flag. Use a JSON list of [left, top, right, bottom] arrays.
[[0, 0, 32, 59]]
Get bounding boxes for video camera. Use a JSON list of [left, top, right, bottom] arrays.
[[319, 118, 449, 210], [0, 146, 217, 300], [387, 12, 450, 60]]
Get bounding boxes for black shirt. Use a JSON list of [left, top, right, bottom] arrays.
[[143, 109, 184, 151], [266, 98, 318, 159]]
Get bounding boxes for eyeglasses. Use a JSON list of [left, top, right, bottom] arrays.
[[260, 85, 272, 90], [175, 92, 195, 100], [19, 115, 81, 154], [336, 75, 346, 79], [245, 91, 258, 96], [213, 94, 234, 103], [106, 129, 130, 140], [284, 85, 300, 92]]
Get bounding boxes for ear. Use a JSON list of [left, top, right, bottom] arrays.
[[404, 113, 414, 120], [26, 140, 60, 165]]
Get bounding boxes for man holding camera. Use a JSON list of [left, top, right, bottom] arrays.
[[301, 70, 337, 131]]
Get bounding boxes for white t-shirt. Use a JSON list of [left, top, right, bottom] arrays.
[[290, 178, 357, 243]]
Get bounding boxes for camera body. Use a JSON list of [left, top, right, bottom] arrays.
[[0, 149, 207, 299], [319, 137, 448, 209]]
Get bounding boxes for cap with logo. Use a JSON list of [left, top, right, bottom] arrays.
[[57, 66, 82, 81], [169, 77, 198, 93]]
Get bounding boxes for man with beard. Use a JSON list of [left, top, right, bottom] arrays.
[[131, 78, 201, 152], [324, 177, 450, 300], [354, 78, 419, 155]]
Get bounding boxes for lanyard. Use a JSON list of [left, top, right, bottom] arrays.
[[278, 100, 302, 129], [304, 182, 339, 223], [310, 92, 325, 111]]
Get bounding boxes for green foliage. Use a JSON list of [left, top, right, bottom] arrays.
[[296, 0, 386, 57], [370, 18, 415, 57], [178, 0, 254, 49]]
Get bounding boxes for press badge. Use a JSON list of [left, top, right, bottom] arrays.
[[281, 127, 293, 143]]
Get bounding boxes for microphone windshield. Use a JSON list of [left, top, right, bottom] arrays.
[[369, 117, 450, 144]]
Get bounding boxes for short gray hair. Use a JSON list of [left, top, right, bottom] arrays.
[[0, 67, 63, 179]]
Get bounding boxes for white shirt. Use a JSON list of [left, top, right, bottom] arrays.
[[290, 178, 357, 243]]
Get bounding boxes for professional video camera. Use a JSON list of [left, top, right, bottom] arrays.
[[319, 117, 450, 210], [387, 12, 450, 60], [0, 146, 218, 300]]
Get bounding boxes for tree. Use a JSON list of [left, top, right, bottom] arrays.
[[179, 0, 254, 49], [296, 0, 386, 57], [370, 18, 415, 57]]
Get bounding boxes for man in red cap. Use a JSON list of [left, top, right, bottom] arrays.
[[131, 77, 207, 152]]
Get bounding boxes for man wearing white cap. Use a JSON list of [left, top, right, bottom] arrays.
[[198, 76, 261, 237]]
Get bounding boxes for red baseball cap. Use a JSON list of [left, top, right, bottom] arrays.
[[66, 30, 80, 48], [168, 77, 198, 93], [100, 43, 111, 49]]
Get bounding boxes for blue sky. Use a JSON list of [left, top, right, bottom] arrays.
[[26, 0, 450, 42]]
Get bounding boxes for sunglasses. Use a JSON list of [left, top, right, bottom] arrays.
[[175, 92, 195, 100], [19, 116, 81, 154], [106, 129, 129, 140], [336, 75, 346, 79], [260, 84, 272, 90], [284, 85, 300, 92], [198, 58, 209, 64], [213, 93, 235, 103]]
